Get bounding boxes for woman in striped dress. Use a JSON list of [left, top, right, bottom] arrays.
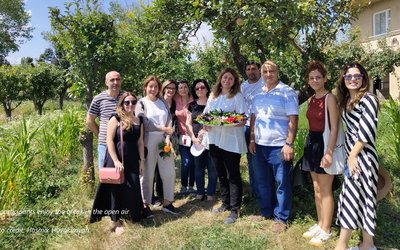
[[334, 63, 379, 250]]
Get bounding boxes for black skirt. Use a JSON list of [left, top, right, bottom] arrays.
[[301, 131, 327, 174]]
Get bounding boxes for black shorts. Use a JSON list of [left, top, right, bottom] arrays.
[[301, 131, 327, 174]]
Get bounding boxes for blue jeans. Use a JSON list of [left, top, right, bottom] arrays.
[[245, 126, 258, 197], [98, 144, 107, 169], [254, 145, 292, 222], [194, 149, 217, 196], [179, 145, 195, 187]]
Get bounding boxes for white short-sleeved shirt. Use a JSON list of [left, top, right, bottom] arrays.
[[204, 92, 248, 154], [251, 81, 298, 146], [241, 77, 264, 126], [141, 98, 169, 134]]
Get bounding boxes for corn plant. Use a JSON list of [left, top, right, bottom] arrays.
[[0, 118, 39, 210], [39, 108, 83, 167]]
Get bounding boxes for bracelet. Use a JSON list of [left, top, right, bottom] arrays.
[[250, 140, 255, 143]]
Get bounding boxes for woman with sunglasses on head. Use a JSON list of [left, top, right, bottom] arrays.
[[185, 79, 218, 201], [334, 63, 379, 250], [135, 75, 179, 217], [90, 92, 145, 234], [174, 80, 195, 195]]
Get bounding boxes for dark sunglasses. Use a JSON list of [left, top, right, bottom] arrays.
[[195, 86, 206, 91], [123, 100, 137, 106], [343, 74, 363, 81]]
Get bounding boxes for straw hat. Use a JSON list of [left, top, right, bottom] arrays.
[[377, 166, 392, 201]]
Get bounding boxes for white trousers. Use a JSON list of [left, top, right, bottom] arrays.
[[141, 132, 176, 204]]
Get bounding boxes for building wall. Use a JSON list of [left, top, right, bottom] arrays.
[[353, 0, 400, 41], [352, 0, 400, 100]]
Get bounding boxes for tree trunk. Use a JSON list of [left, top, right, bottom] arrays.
[[37, 104, 43, 115], [2, 102, 11, 118], [80, 129, 95, 183], [225, 21, 246, 78], [59, 91, 65, 110], [80, 79, 96, 183]]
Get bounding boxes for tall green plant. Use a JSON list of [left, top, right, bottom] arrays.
[[0, 118, 38, 209], [382, 97, 400, 167]]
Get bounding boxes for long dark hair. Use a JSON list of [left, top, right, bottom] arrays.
[[335, 63, 370, 112]]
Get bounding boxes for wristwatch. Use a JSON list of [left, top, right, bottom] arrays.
[[285, 142, 294, 148]]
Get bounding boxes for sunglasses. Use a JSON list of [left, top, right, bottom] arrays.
[[123, 100, 137, 106], [343, 74, 363, 81], [166, 86, 176, 90], [195, 86, 206, 91]]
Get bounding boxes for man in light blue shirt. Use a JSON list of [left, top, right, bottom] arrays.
[[249, 60, 298, 233]]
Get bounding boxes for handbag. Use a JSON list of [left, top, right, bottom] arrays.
[[178, 134, 192, 147], [322, 94, 346, 175], [99, 122, 125, 184], [291, 156, 307, 187]]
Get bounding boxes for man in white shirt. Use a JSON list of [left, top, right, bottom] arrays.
[[240, 61, 264, 199]]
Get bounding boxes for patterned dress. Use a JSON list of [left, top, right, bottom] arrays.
[[336, 93, 379, 236]]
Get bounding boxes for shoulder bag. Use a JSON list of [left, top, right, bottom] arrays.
[[99, 123, 125, 184], [323, 94, 346, 175]]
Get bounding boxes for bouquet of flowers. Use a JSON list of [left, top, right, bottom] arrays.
[[195, 109, 247, 126], [158, 139, 172, 159]]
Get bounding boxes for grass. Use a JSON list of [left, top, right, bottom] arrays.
[[0, 99, 399, 250]]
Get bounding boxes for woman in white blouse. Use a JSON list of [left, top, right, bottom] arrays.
[[204, 68, 247, 224], [135, 75, 179, 217]]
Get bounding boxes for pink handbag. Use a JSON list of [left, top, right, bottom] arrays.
[[99, 123, 125, 184]]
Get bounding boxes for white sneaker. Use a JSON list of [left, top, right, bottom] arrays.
[[302, 224, 321, 239], [309, 229, 332, 246]]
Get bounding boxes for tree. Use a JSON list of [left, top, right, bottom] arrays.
[[0, 0, 33, 59], [48, 0, 119, 181], [105, 1, 194, 94], [0, 65, 26, 118], [25, 63, 63, 115], [38, 48, 71, 109], [132, 0, 359, 103], [20, 57, 34, 66]]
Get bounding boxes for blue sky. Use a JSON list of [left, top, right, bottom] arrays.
[[6, 0, 212, 65]]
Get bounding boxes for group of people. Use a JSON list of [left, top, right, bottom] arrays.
[[86, 58, 380, 250]]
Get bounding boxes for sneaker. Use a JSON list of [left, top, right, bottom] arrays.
[[224, 211, 238, 224], [271, 220, 287, 233], [162, 203, 180, 215], [212, 205, 229, 214], [188, 186, 196, 194], [349, 246, 377, 250], [179, 186, 187, 195], [309, 229, 332, 246], [302, 224, 321, 239], [143, 205, 154, 219]]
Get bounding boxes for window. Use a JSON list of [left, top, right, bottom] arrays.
[[373, 9, 391, 36]]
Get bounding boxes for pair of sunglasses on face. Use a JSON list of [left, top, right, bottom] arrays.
[[343, 74, 363, 81], [123, 100, 137, 106]]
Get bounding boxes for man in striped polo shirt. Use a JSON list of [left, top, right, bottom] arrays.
[[86, 71, 124, 168]]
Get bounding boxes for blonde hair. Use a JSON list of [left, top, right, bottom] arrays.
[[116, 92, 137, 131], [261, 60, 279, 73]]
